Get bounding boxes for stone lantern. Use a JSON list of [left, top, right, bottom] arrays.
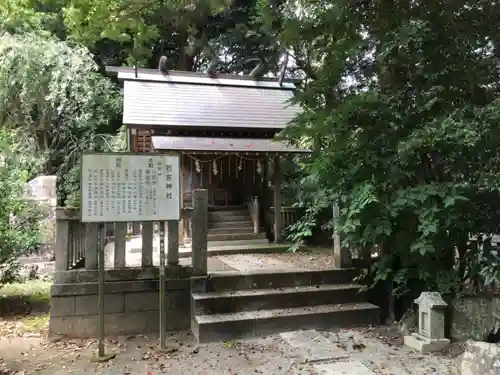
[[404, 291, 450, 353]]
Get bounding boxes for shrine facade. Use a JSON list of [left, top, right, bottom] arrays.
[[106, 67, 309, 243]]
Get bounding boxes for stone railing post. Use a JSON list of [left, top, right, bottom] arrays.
[[85, 222, 99, 269], [253, 196, 260, 234], [141, 221, 153, 267], [131, 222, 141, 235], [114, 222, 127, 268], [273, 156, 282, 243], [167, 220, 179, 266], [333, 203, 351, 268], [192, 189, 208, 276], [55, 207, 71, 271]]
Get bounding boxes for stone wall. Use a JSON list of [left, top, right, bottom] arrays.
[[49, 266, 192, 338], [451, 296, 500, 342]]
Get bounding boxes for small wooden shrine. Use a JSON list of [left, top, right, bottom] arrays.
[[106, 66, 310, 242]]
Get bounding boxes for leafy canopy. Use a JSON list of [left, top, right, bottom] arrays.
[[0, 32, 122, 205], [279, 0, 500, 296]]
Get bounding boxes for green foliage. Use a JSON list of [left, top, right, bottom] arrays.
[[0, 32, 122, 206], [279, 0, 500, 300], [62, 0, 256, 68], [0, 0, 64, 37], [64, 126, 128, 207], [0, 129, 43, 285], [2, 0, 285, 74]]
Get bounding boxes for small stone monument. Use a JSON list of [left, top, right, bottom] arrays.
[[404, 291, 450, 353]]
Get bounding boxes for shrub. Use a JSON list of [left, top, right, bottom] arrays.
[[0, 129, 43, 285]]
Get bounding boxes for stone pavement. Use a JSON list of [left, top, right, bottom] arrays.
[[281, 330, 376, 374], [280, 328, 455, 375]]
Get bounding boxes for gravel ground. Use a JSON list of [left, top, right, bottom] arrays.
[[0, 321, 461, 375], [5, 252, 462, 374], [319, 325, 460, 374], [0, 330, 310, 375]]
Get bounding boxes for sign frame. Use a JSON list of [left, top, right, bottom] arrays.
[[80, 152, 180, 223]]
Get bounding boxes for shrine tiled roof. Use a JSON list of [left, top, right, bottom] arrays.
[[107, 66, 301, 130], [151, 136, 310, 154]]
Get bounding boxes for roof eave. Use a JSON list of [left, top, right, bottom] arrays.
[[152, 149, 311, 155], [105, 66, 302, 86]]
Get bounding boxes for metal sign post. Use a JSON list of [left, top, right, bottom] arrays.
[[158, 220, 166, 349], [98, 223, 114, 360]]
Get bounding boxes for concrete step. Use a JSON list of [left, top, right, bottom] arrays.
[[208, 227, 257, 235], [192, 284, 366, 315], [209, 209, 249, 218], [207, 232, 266, 242], [209, 220, 253, 229], [193, 302, 380, 343], [208, 205, 247, 212], [208, 214, 250, 223], [179, 243, 290, 258], [207, 238, 269, 247], [206, 268, 360, 292]]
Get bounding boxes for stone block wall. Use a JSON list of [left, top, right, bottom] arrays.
[[452, 296, 500, 342], [49, 267, 191, 338]]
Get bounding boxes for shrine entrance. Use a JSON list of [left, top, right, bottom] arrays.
[[151, 135, 309, 244], [177, 153, 266, 208]]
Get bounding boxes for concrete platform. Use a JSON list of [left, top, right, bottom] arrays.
[[103, 234, 291, 269]]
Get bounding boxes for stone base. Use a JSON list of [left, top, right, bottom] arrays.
[[404, 333, 450, 354], [49, 269, 191, 338]]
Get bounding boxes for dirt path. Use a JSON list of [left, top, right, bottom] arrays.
[[0, 279, 462, 375], [0, 331, 307, 375], [0, 320, 462, 375]]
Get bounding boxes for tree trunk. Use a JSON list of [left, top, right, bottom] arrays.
[[176, 30, 195, 71]]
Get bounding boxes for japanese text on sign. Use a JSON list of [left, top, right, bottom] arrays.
[[81, 154, 180, 222]]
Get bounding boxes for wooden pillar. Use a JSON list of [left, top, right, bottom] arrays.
[[332, 203, 351, 268], [192, 189, 208, 275], [273, 155, 282, 243], [179, 153, 185, 246]]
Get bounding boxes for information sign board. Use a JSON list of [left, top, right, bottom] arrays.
[[81, 153, 180, 223]]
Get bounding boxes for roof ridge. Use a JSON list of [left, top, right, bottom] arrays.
[[106, 66, 299, 90]]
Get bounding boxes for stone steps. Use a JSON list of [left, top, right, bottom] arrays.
[[208, 227, 260, 235], [208, 205, 247, 212], [205, 207, 270, 251], [208, 220, 254, 229], [208, 211, 249, 222], [207, 231, 267, 242], [207, 238, 269, 247], [193, 302, 379, 343], [192, 284, 366, 315], [191, 269, 380, 343], [207, 269, 359, 291], [179, 243, 290, 258]]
